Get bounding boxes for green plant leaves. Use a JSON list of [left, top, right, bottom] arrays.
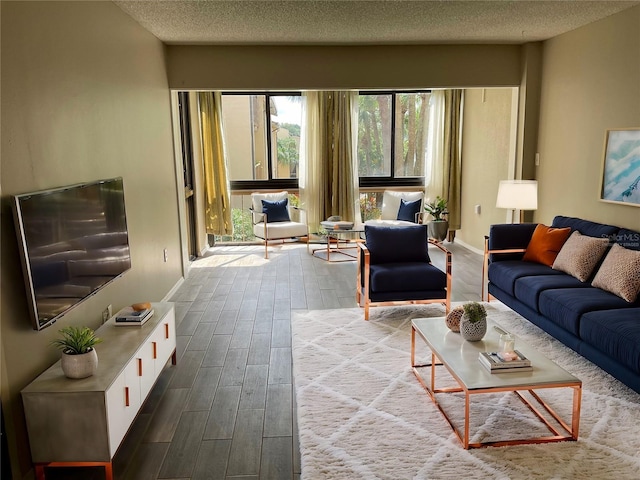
[[51, 326, 102, 355]]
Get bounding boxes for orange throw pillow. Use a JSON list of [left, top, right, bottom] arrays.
[[523, 224, 572, 267]]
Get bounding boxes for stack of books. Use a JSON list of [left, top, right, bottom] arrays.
[[479, 350, 532, 373], [115, 307, 154, 327]]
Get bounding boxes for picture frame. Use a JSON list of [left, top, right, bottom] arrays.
[[599, 128, 640, 207]]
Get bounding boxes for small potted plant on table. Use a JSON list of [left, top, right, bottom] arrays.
[[51, 326, 102, 379], [460, 302, 487, 342], [424, 196, 449, 242]]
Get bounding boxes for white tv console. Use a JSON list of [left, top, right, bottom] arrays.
[[21, 302, 177, 480]]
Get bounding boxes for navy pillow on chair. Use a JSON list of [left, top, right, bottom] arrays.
[[397, 198, 422, 223], [261, 199, 290, 223], [365, 224, 430, 264]]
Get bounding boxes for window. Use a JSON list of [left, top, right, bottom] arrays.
[[358, 91, 430, 188], [221, 93, 302, 190]]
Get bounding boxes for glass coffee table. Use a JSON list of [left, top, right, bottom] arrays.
[[411, 317, 582, 449], [312, 227, 364, 262]]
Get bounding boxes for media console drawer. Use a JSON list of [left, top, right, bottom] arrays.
[[22, 302, 177, 478]]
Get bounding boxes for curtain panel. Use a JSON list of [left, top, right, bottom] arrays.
[[198, 92, 232, 236], [425, 89, 464, 231], [301, 91, 359, 233]]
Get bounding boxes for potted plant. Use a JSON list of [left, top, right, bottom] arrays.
[[424, 196, 449, 241], [51, 326, 102, 379], [460, 302, 487, 341]]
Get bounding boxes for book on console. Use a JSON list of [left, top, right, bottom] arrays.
[[115, 307, 154, 326], [479, 351, 531, 372]]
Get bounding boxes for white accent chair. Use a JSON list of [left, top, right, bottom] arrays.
[[364, 190, 424, 226], [250, 191, 309, 259]]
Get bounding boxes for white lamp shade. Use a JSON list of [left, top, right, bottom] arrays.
[[496, 180, 538, 210]]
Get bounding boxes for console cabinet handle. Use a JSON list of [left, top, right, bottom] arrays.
[[152, 341, 157, 359], [125, 387, 130, 407], [138, 358, 142, 376], [165, 323, 169, 339]]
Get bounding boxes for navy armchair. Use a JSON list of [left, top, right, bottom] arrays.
[[356, 224, 452, 320]]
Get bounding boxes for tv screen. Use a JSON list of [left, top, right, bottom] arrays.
[[13, 177, 132, 330]]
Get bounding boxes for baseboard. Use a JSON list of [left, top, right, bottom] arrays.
[[162, 276, 185, 302], [453, 238, 484, 256]]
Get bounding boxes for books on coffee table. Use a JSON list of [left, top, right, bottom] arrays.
[[479, 350, 533, 373], [115, 307, 154, 326]]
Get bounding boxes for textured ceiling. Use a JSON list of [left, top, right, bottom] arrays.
[[114, 0, 640, 45]]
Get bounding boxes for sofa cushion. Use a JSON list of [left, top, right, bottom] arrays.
[[522, 224, 572, 267], [538, 287, 633, 336], [514, 274, 589, 312], [261, 199, 290, 223], [592, 244, 640, 303], [369, 262, 446, 293], [365, 224, 429, 264], [580, 309, 640, 374], [552, 231, 610, 282], [551, 215, 619, 239], [396, 198, 422, 223], [488, 261, 562, 297]]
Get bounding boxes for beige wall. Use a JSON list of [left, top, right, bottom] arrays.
[[458, 89, 515, 251], [535, 5, 640, 230], [166, 44, 522, 90], [0, 2, 182, 477]]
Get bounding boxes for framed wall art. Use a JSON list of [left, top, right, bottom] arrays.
[[600, 128, 640, 207]]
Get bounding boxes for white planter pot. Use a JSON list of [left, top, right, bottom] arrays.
[[460, 315, 487, 342], [61, 349, 98, 379]]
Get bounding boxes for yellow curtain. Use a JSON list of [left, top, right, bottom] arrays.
[[198, 92, 232, 236], [301, 91, 358, 232], [443, 90, 463, 231]]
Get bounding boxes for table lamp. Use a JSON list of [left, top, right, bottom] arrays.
[[496, 180, 538, 223]]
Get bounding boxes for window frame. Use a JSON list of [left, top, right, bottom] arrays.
[[222, 91, 302, 192], [357, 90, 430, 189]]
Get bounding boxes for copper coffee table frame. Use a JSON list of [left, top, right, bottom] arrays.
[[411, 318, 582, 449], [312, 228, 364, 262]]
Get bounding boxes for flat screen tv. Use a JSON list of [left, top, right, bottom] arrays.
[[13, 177, 132, 330]]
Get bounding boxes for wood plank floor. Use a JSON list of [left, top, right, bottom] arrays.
[[45, 240, 483, 480]]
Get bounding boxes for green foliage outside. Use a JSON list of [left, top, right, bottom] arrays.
[[360, 192, 382, 221], [357, 93, 430, 178]]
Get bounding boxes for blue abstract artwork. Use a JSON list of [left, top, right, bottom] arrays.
[[601, 129, 640, 206]]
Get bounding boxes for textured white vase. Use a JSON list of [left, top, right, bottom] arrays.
[[460, 315, 487, 342], [61, 349, 98, 379]]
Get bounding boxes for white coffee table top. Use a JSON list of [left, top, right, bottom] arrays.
[[412, 317, 581, 391]]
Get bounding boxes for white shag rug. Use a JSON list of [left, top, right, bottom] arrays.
[[291, 303, 640, 480]]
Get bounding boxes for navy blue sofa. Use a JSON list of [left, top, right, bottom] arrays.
[[484, 216, 640, 393]]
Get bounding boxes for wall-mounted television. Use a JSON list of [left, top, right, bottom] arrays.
[[12, 177, 132, 330]]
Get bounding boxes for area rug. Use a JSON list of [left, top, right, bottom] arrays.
[[291, 303, 640, 479]]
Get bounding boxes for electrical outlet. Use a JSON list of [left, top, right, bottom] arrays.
[[163, 248, 168, 263]]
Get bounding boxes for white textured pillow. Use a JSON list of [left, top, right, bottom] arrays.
[[552, 231, 610, 282], [592, 244, 640, 302]]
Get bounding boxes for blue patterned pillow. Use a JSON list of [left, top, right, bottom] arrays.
[[397, 198, 422, 223], [261, 199, 290, 223]]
